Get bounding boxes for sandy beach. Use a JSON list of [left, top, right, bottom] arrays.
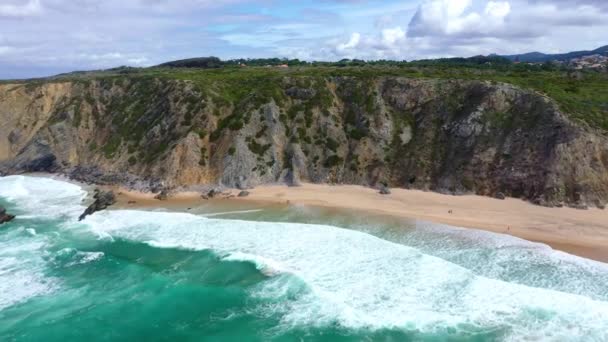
[[112, 183, 608, 262]]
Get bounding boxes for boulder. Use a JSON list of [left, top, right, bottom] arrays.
[[495, 192, 506, 200], [238, 191, 250, 197], [379, 185, 391, 195], [207, 188, 220, 198], [79, 189, 116, 221], [202, 188, 223, 200], [154, 189, 170, 201], [0, 206, 15, 224]]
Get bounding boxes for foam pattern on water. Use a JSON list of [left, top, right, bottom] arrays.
[[402, 222, 608, 302], [2, 175, 608, 340], [0, 227, 58, 310], [0, 175, 87, 219], [84, 210, 608, 341], [0, 176, 88, 310]]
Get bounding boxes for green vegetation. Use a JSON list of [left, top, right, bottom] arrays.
[[324, 155, 343, 168], [247, 140, 271, 156], [325, 137, 339, 152], [128, 156, 137, 166], [103, 135, 122, 158], [8, 59, 608, 131]]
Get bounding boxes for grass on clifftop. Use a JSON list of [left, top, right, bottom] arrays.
[[5, 65, 608, 132]]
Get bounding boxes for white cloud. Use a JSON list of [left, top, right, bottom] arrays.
[[337, 32, 361, 51], [485, 1, 511, 18], [0, 0, 607, 78], [408, 0, 511, 37], [381, 27, 406, 45], [0, 0, 42, 18]]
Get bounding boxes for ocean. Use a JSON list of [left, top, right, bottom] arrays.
[[1, 175, 607, 341]]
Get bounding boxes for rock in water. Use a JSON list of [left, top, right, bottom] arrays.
[[238, 191, 250, 197], [79, 189, 116, 221], [0, 206, 15, 224]]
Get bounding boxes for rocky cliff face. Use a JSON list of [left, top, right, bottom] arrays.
[[1, 76, 607, 208]]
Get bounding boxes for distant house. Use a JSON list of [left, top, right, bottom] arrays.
[[277, 64, 289, 68]]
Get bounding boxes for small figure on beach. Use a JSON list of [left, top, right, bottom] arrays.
[[448, 210, 453, 214]]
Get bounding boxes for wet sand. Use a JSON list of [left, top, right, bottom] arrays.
[[110, 183, 608, 263]]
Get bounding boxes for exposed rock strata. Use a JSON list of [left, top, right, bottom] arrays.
[[1, 77, 607, 209]]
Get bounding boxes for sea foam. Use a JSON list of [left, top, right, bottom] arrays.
[[83, 209, 608, 341], [0, 175, 87, 220], [3, 175, 608, 340], [0, 227, 58, 311]]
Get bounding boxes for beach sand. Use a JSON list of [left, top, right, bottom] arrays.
[[111, 183, 608, 262]]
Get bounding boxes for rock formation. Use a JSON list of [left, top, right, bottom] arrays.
[[79, 189, 116, 221], [1, 76, 607, 209], [0, 206, 15, 224]]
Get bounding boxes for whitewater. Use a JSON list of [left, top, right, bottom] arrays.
[[1, 175, 608, 341]]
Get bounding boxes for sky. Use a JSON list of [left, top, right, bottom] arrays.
[[0, 0, 607, 79]]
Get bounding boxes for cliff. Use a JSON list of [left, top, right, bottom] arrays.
[[1, 74, 607, 208]]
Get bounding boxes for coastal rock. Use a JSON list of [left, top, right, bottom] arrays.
[[1, 140, 58, 173], [202, 188, 227, 199], [207, 188, 221, 198], [495, 192, 506, 200], [0, 207, 15, 224], [78, 189, 116, 221], [238, 191, 250, 197], [154, 189, 170, 201], [379, 185, 391, 195], [1, 77, 607, 209]]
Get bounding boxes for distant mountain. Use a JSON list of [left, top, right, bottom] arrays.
[[502, 45, 608, 63]]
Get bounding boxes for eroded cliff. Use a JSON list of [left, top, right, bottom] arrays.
[[1, 75, 607, 208]]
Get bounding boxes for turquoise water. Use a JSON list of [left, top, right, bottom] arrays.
[[1, 176, 608, 341]]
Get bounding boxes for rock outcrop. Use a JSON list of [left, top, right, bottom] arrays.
[[379, 185, 391, 195], [78, 189, 116, 221], [1, 76, 607, 209], [0, 206, 15, 224]]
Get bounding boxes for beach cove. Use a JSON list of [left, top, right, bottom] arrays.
[[2, 174, 608, 341]]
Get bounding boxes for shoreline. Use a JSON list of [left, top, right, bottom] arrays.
[[108, 182, 608, 263]]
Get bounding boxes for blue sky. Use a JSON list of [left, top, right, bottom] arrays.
[[0, 0, 607, 78]]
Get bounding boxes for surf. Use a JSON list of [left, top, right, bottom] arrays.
[[1, 175, 608, 341]]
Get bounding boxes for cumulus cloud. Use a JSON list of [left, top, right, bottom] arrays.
[[299, 0, 607, 62], [0, 0, 607, 78], [337, 32, 361, 52], [381, 27, 406, 45], [408, 0, 511, 37]]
